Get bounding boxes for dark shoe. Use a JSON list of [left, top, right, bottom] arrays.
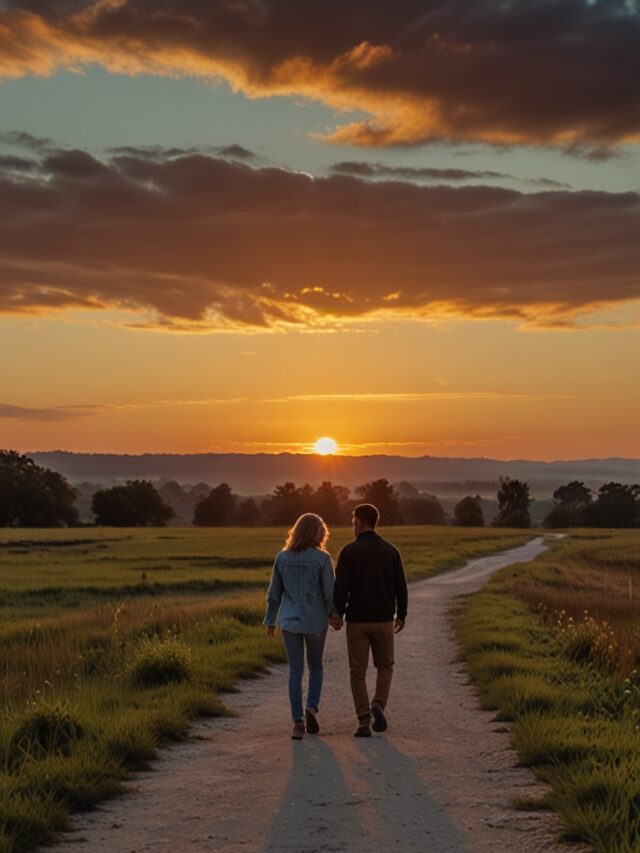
[[371, 703, 388, 733], [305, 706, 320, 734], [354, 723, 372, 738], [291, 720, 305, 740]]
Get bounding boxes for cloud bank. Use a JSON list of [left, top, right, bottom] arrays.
[[1, 144, 639, 330], [0, 403, 91, 422], [1, 1, 640, 150], [328, 161, 571, 188]]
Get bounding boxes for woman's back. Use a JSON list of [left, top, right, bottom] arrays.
[[267, 547, 334, 634], [263, 512, 335, 735]]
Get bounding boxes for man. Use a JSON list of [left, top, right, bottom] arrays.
[[332, 503, 408, 737]]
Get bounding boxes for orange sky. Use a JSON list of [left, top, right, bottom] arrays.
[[1, 1, 639, 460], [2, 312, 638, 459]]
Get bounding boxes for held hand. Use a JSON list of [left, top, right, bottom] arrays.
[[329, 614, 344, 631], [394, 618, 406, 634], [265, 625, 276, 639]]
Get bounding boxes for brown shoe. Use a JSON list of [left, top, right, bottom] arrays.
[[355, 712, 372, 737], [291, 720, 305, 739], [371, 703, 388, 733], [305, 706, 320, 734]]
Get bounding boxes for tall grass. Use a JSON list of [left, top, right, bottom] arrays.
[[459, 530, 640, 852], [0, 603, 285, 852], [511, 530, 640, 674]]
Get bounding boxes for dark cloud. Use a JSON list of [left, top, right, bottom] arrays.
[[530, 177, 572, 189], [330, 161, 513, 182], [1, 146, 639, 329], [216, 144, 256, 160], [1, 1, 640, 150], [0, 154, 38, 172], [0, 403, 92, 422], [0, 130, 52, 150], [107, 143, 256, 161], [42, 148, 111, 179], [330, 161, 573, 189]]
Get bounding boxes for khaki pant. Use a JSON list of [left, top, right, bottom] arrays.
[[346, 621, 395, 721]]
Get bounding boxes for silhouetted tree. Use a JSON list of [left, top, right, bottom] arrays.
[[355, 478, 402, 525], [0, 450, 78, 527], [193, 483, 236, 526], [262, 481, 351, 526], [554, 481, 592, 510], [159, 480, 197, 524], [190, 482, 211, 499], [234, 497, 262, 527], [544, 481, 592, 528], [395, 481, 420, 497], [543, 504, 576, 529], [493, 477, 532, 528], [454, 495, 484, 527], [398, 496, 445, 525], [92, 487, 135, 526], [261, 482, 305, 525], [583, 483, 640, 528], [313, 481, 350, 524], [92, 480, 174, 526]]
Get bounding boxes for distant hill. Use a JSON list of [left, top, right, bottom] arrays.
[[29, 451, 640, 496]]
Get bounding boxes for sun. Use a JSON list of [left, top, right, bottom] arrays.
[[314, 436, 338, 456]]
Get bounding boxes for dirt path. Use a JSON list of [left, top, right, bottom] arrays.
[[57, 537, 571, 853]]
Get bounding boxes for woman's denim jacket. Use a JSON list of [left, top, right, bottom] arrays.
[[264, 547, 335, 634]]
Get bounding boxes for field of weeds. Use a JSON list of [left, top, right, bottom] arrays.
[[459, 530, 640, 853], [0, 525, 530, 851]]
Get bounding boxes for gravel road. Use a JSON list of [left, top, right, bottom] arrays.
[[56, 537, 573, 853]]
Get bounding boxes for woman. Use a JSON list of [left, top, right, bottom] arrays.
[[264, 513, 336, 739]]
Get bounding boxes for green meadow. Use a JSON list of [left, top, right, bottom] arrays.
[[0, 525, 530, 852], [459, 530, 640, 853]]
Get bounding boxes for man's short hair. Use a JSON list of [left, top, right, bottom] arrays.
[[353, 503, 379, 529]]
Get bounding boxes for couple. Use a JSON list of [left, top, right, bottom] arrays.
[[264, 503, 408, 739]]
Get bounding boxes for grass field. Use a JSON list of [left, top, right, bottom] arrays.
[[459, 530, 640, 853], [0, 525, 531, 852]]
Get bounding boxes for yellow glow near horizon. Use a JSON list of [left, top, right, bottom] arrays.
[[314, 437, 338, 455], [2, 315, 639, 460]]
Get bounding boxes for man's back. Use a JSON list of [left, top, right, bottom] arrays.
[[334, 530, 408, 623]]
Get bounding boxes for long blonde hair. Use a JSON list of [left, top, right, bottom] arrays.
[[284, 513, 329, 553]]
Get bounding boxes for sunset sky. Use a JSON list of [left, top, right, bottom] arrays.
[[1, 0, 639, 459]]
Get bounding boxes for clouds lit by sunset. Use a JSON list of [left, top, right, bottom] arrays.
[[1, 0, 638, 460]]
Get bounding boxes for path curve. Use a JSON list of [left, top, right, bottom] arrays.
[[57, 537, 571, 853]]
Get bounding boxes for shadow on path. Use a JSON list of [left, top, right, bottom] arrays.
[[265, 737, 358, 852], [265, 734, 468, 853], [355, 736, 470, 851]]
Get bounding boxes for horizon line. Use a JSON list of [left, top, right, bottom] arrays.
[[24, 449, 640, 465]]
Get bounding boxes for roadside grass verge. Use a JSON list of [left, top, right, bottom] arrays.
[[0, 598, 285, 852], [0, 526, 533, 851], [459, 530, 640, 852]]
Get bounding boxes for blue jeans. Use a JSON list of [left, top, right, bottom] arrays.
[[281, 630, 327, 722]]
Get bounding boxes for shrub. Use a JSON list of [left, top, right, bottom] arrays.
[[554, 610, 619, 673], [9, 699, 85, 766], [0, 787, 68, 851], [494, 508, 532, 528], [102, 718, 158, 771], [128, 636, 192, 687], [454, 495, 484, 527], [205, 617, 245, 645]]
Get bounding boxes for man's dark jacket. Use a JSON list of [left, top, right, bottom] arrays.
[[333, 530, 408, 623]]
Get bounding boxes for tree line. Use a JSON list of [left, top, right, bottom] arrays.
[[94, 477, 446, 527], [2, 450, 640, 529], [543, 481, 640, 529]]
